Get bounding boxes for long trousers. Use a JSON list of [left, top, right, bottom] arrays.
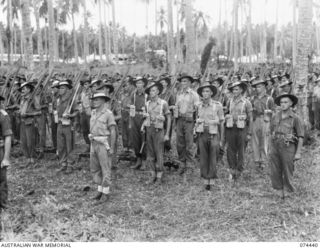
[[121, 111, 131, 149], [314, 101, 320, 130], [20, 121, 36, 159], [226, 126, 247, 173], [57, 123, 73, 166], [80, 112, 91, 145], [176, 117, 194, 163], [90, 141, 111, 194], [36, 114, 47, 152], [130, 114, 145, 158], [198, 130, 219, 180], [0, 148, 7, 208], [269, 140, 296, 192], [51, 115, 57, 149], [251, 117, 269, 164], [146, 126, 164, 173]]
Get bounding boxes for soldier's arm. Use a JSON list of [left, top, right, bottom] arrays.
[[164, 102, 171, 137], [0, 114, 13, 166], [109, 125, 116, 154], [246, 100, 253, 135]]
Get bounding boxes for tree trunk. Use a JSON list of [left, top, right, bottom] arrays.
[[167, 0, 175, 73], [33, 0, 44, 67], [111, 0, 118, 62], [274, 0, 279, 60], [145, 0, 149, 50], [155, 0, 158, 36], [98, 0, 103, 62], [48, 0, 56, 70], [233, 0, 239, 70], [247, 0, 252, 63], [185, 0, 196, 66], [294, 0, 312, 129], [21, 0, 34, 70], [71, 0, 79, 64], [103, 1, 109, 65], [0, 25, 4, 65], [176, 1, 181, 62], [292, 0, 297, 67], [7, 0, 12, 64], [83, 0, 89, 66], [62, 31, 65, 62]]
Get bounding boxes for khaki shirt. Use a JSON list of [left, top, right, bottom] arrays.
[[81, 90, 92, 116], [146, 98, 170, 124], [251, 94, 274, 117], [197, 99, 224, 126], [228, 96, 253, 121], [90, 104, 116, 136], [176, 88, 199, 117], [270, 109, 304, 138]]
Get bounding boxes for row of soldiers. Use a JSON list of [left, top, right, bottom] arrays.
[[0, 67, 307, 206]]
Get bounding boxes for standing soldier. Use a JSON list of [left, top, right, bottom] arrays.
[[195, 83, 225, 190], [89, 92, 116, 202], [312, 77, 320, 131], [143, 81, 171, 184], [19, 82, 41, 166], [129, 76, 148, 170], [0, 96, 12, 210], [269, 94, 304, 198], [175, 74, 200, 175], [225, 81, 253, 181], [49, 80, 60, 152], [278, 78, 293, 95], [56, 80, 78, 173], [79, 78, 92, 152], [251, 79, 274, 170]]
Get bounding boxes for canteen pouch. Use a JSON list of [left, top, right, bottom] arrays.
[[225, 114, 233, 128], [173, 106, 178, 118], [154, 115, 164, 129], [54, 110, 58, 123], [236, 114, 246, 129], [264, 109, 271, 122], [195, 119, 204, 133], [129, 105, 136, 117], [144, 114, 151, 127], [208, 120, 218, 134]]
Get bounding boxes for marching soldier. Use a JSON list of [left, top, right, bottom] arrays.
[[174, 74, 200, 175], [19, 81, 41, 166], [225, 81, 253, 181], [56, 80, 78, 173], [195, 83, 224, 190], [251, 79, 274, 170], [89, 92, 116, 202], [0, 96, 12, 210], [269, 94, 304, 198], [143, 81, 171, 184], [129, 76, 148, 170]]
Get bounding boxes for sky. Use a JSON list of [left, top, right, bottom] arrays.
[[0, 0, 299, 36]]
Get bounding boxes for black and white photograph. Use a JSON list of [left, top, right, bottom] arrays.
[[0, 0, 319, 245]]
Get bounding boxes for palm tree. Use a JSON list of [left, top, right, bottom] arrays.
[[21, 0, 34, 69], [82, 0, 89, 65], [185, 0, 196, 66], [294, 0, 312, 129], [0, 23, 4, 64], [70, 0, 79, 64], [233, 0, 239, 70], [111, 0, 118, 61], [33, 0, 44, 67], [292, 0, 297, 67], [47, 0, 56, 69], [274, 0, 279, 60], [167, 0, 175, 73]]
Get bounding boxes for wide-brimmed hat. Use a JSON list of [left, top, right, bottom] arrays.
[[145, 81, 163, 95], [274, 94, 298, 107], [158, 76, 171, 86], [89, 79, 102, 88], [90, 92, 111, 101], [178, 73, 194, 83], [228, 81, 248, 92], [197, 83, 217, 97], [212, 77, 224, 86], [80, 77, 91, 85], [279, 79, 292, 88], [19, 81, 35, 91], [96, 82, 114, 93], [133, 76, 148, 87], [51, 80, 60, 88], [58, 80, 73, 89], [251, 79, 267, 88]]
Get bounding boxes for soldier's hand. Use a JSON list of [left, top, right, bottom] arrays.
[[294, 153, 301, 161], [164, 134, 169, 141], [1, 158, 10, 167]]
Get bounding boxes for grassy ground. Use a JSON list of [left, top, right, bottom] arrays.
[[1, 131, 319, 242]]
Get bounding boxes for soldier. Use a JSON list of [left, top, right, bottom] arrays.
[[89, 79, 102, 94], [143, 81, 171, 184], [56, 80, 78, 173], [312, 77, 320, 130], [175, 74, 200, 175], [269, 94, 304, 198], [48, 80, 60, 151], [195, 83, 224, 190], [225, 81, 253, 181], [19, 82, 41, 166], [0, 96, 13, 210], [79, 78, 92, 151], [278, 78, 293, 95], [89, 92, 116, 202], [129, 76, 148, 170], [251, 79, 274, 170]]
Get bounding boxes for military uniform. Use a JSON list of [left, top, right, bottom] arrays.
[[175, 87, 199, 171], [196, 98, 224, 186], [251, 93, 274, 167], [120, 91, 132, 149], [269, 109, 304, 192], [225, 95, 253, 178], [80, 88, 92, 146], [89, 100, 116, 197], [0, 109, 13, 209]]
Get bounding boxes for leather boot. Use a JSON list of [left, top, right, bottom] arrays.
[[92, 192, 102, 201], [145, 171, 157, 185], [130, 157, 142, 170]]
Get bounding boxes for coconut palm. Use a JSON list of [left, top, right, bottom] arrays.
[[167, 0, 175, 73], [33, 0, 44, 67], [185, 0, 196, 66], [47, 0, 55, 69], [21, 0, 33, 69]]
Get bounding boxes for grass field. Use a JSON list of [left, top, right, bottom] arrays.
[[1, 131, 319, 242]]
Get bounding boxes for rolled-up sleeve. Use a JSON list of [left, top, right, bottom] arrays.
[[294, 116, 304, 138]]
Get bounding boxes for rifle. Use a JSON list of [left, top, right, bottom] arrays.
[[217, 68, 233, 102], [65, 71, 85, 115], [4, 65, 22, 106], [111, 66, 131, 112]]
